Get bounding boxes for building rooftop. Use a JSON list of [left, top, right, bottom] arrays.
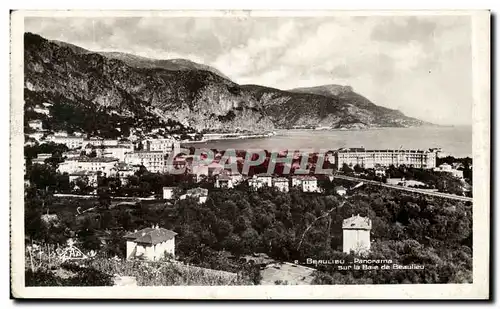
[[337, 148, 429, 154], [217, 174, 232, 181], [292, 175, 318, 181], [69, 156, 119, 163], [187, 187, 209, 197], [68, 171, 99, 177], [342, 214, 372, 230], [273, 177, 289, 183], [254, 173, 273, 177], [124, 227, 177, 245]]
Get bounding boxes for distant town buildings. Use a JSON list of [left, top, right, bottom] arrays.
[[163, 187, 176, 200], [124, 226, 177, 261], [46, 135, 84, 149], [180, 187, 209, 204], [342, 214, 372, 254], [335, 148, 439, 170], [272, 177, 289, 192], [335, 186, 347, 196], [115, 162, 139, 184], [28, 119, 44, 131], [125, 151, 167, 173], [31, 153, 52, 165], [248, 173, 273, 190], [140, 138, 179, 154], [68, 171, 99, 188], [33, 104, 51, 115], [57, 156, 119, 176], [434, 163, 464, 179], [215, 174, 234, 189], [292, 175, 320, 193]]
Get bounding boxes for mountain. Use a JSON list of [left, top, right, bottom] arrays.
[[24, 32, 426, 138], [287, 85, 426, 128], [51, 40, 230, 79], [242, 84, 425, 129]]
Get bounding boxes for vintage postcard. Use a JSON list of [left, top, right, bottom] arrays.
[[10, 10, 490, 299]]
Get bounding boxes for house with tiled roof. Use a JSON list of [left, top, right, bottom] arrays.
[[124, 225, 177, 261]]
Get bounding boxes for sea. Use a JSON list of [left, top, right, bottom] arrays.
[[183, 126, 473, 158]]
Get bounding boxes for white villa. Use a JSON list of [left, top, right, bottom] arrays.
[[292, 175, 320, 193], [124, 226, 177, 261]]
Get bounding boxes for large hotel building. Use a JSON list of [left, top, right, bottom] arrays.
[[335, 148, 439, 170]]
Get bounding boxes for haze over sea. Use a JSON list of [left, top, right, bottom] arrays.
[[184, 126, 472, 158]]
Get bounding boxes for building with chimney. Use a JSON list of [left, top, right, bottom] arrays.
[[342, 215, 372, 254]]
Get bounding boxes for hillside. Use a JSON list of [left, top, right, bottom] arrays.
[[25, 32, 426, 136], [244, 84, 425, 129]]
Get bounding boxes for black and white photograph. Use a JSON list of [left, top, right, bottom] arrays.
[[10, 10, 490, 299]]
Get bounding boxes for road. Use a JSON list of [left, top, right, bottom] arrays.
[[333, 175, 473, 202]]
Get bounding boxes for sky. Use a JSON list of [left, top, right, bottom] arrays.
[[25, 15, 473, 126]]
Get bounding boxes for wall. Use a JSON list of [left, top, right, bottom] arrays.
[[126, 241, 137, 260], [343, 229, 370, 254]]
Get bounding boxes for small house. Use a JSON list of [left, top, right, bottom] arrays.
[[124, 225, 177, 261]]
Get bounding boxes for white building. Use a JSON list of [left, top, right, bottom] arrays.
[[33, 104, 50, 115], [140, 138, 180, 154], [68, 171, 99, 188], [62, 150, 82, 159], [125, 151, 166, 173], [335, 148, 439, 170], [28, 119, 44, 130], [46, 135, 84, 149], [27, 132, 45, 142], [163, 187, 176, 200], [335, 186, 347, 196], [272, 177, 289, 192], [124, 226, 177, 261], [248, 173, 273, 190], [292, 175, 319, 193], [32, 153, 52, 165], [434, 163, 464, 179], [343, 215, 372, 254], [57, 156, 119, 176], [180, 187, 209, 204], [215, 174, 234, 189], [102, 145, 134, 162], [115, 163, 138, 185]]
